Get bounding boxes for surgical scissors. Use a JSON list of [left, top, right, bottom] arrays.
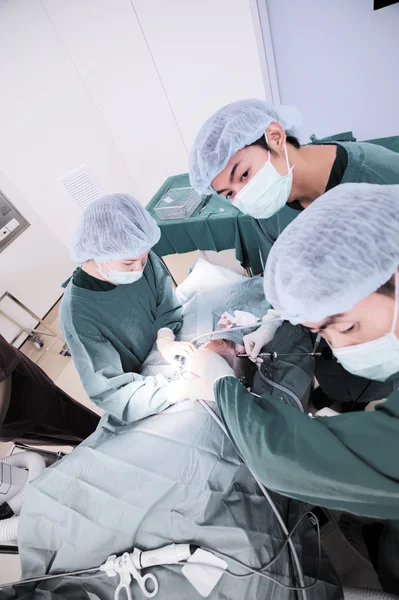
[[102, 551, 158, 600]]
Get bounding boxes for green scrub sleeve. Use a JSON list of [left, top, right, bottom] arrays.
[[67, 331, 171, 422], [215, 376, 399, 520], [153, 254, 183, 334]]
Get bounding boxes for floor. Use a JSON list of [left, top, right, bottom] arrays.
[[0, 264, 383, 592]]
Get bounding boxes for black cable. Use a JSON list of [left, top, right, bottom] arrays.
[[350, 380, 372, 409], [198, 510, 321, 592]]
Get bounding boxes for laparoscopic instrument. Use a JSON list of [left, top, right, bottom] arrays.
[[188, 321, 333, 362], [236, 347, 333, 361]]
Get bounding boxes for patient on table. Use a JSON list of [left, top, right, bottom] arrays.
[[204, 339, 256, 387], [140, 259, 316, 410]]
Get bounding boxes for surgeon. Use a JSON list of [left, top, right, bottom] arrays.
[[189, 99, 399, 406], [189, 98, 399, 262], [60, 193, 203, 423], [189, 183, 399, 592]]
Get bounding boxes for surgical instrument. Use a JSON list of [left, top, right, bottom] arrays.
[[236, 347, 333, 361], [190, 318, 282, 346], [198, 194, 212, 214], [101, 544, 197, 600]]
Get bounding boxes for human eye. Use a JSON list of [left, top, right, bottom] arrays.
[[341, 324, 355, 334]]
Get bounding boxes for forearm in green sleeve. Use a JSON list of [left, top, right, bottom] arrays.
[[90, 372, 171, 423], [68, 334, 171, 422], [215, 377, 399, 519]]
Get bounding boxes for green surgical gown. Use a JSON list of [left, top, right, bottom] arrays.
[[257, 140, 399, 404], [216, 376, 399, 592], [255, 141, 399, 267], [59, 252, 182, 422]]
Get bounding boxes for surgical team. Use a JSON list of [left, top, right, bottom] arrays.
[[59, 99, 399, 593]]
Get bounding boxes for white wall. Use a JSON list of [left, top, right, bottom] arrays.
[[265, 0, 399, 141], [0, 0, 265, 248], [40, 0, 189, 203], [0, 171, 73, 339], [133, 0, 266, 149], [0, 0, 141, 249], [0, 0, 265, 318]]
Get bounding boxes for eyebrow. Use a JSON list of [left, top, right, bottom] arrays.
[[318, 314, 344, 331], [216, 162, 240, 195], [229, 162, 239, 183]]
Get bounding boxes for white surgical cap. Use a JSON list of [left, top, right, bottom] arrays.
[[70, 193, 161, 264], [189, 98, 301, 195], [265, 183, 399, 324]]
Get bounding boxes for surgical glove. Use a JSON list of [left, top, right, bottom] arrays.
[[233, 310, 259, 327], [189, 348, 235, 385], [165, 378, 214, 403], [315, 407, 340, 418], [157, 328, 195, 366], [243, 309, 282, 364]]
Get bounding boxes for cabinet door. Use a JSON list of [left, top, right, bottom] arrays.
[[133, 0, 266, 149], [0, 0, 140, 246], [42, 0, 189, 201]]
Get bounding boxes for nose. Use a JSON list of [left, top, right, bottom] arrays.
[[325, 330, 357, 349], [232, 177, 255, 199]]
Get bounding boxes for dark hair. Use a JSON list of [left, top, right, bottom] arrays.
[[376, 277, 396, 298], [248, 134, 300, 152]]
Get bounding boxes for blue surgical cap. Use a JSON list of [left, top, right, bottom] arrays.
[[265, 183, 399, 324], [189, 98, 301, 195], [71, 193, 161, 263]]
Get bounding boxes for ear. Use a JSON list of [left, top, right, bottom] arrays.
[[266, 121, 286, 153]]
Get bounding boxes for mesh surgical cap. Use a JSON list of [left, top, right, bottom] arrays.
[[70, 193, 161, 263], [189, 98, 301, 195], [264, 183, 399, 325]]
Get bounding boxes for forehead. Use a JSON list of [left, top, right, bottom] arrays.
[[211, 145, 266, 188], [303, 315, 343, 331], [303, 293, 391, 330], [112, 251, 149, 262]]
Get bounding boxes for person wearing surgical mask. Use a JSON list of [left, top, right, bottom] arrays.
[[189, 97, 399, 265], [189, 183, 399, 593], [189, 99, 399, 407], [264, 183, 399, 388], [60, 194, 201, 423]]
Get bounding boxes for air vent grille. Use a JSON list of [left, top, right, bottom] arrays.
[[58, 165, 100, 210]]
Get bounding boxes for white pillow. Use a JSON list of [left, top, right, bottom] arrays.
[[176, 257, 246, 304]]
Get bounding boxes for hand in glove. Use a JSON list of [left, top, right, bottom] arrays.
[[157, 328, 195, 366], [165, 377, 214, 403], [243, 309, 282, 364]]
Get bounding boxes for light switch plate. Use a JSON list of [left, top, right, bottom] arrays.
[[0, 191, 29, 252], [6, 218, 19, 232], [0, 227, 11, 241]]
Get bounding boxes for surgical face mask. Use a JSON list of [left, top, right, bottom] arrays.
[[332, 272, 399, 382], [96, 262, 144, 285], [232, 137, 294, 219]]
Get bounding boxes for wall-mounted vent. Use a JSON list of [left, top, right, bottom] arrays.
[[58, 165, 101, 210]]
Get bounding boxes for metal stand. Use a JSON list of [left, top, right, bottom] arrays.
[[12, 443, 66, 465], [0, 292, 69, 364]]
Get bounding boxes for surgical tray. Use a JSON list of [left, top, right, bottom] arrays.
[[154, 187, 202, 220]]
